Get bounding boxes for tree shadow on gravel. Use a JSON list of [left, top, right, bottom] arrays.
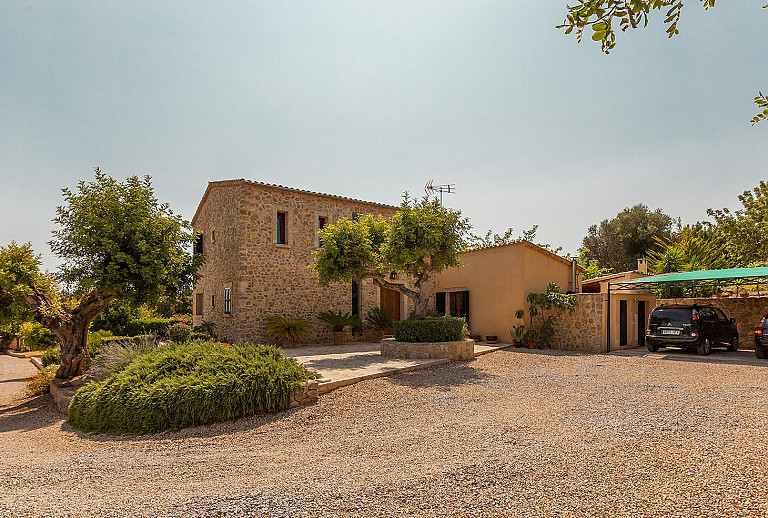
[[70, 398, 322, 444], [0, 394, 65, 433], [386, 361, 497, 390]]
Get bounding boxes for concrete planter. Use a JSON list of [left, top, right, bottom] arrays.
[[380, 338, 475, 361]]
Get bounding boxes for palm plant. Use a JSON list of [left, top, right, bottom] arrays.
[[317, 310, 361, 332], [365, 307, 395, 331], [265, 315, 312, 346]]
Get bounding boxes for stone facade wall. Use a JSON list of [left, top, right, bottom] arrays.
[[550, 293, 606, 353], [656, 296, 768, 350], [192, 181, 406, 344]]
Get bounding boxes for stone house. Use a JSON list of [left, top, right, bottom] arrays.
[[190, 179, 409, 344], [434, 241, 582, 343]]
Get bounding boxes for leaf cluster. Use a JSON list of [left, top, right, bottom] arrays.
[[50, 168, 202, 306], [265, 315, 312, 344], [312, 194, 470, 289], [0, 242, 59, 337]]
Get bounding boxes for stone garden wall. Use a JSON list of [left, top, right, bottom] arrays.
[[656, 296, 768, 350], [550, 293, 606, 353]]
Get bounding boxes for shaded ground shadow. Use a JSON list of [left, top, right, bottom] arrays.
[[612, 346, 767, 367], [0, 394, 65, 433], [387, 361, 497, 389]]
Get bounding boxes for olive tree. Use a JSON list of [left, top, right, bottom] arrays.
[[0, 169, 202, 378], [0, 242, 58, 350], [312, 194, 470, 319]]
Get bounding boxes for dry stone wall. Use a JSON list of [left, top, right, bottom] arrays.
[[657, 296, 768, 350], [193, 181, 404, 345], [550, 293, 606, 353]]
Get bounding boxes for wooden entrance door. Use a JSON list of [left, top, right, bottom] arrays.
[[380, 287, 401, 325]]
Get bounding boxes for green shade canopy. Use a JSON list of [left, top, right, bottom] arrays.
[[611, 267, 768, 290]]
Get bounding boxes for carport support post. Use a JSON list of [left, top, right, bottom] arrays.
[[606, 283, 611, 353]]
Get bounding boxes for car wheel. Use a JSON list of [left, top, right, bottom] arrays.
[[756, 347, 768, 360], [646, 343, 659, 352], [697, 337, 711, 355], [727, 335, 739, 352]]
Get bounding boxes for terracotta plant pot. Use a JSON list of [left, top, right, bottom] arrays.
[[332, 331, 345, 345], [469, 334, 482, 341], [740, 292, 749, 298], [527, 342, 536, 349], [511, 339, 518, 347]]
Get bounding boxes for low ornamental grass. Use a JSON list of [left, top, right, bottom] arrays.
[[68, 341, 319, 435]]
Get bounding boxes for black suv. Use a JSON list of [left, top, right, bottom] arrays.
[[754, 313, 768, 359], [646, 304, 739, 355]]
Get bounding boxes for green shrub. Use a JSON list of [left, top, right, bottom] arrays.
[[317, 310, 361, 332], [189, 331, 212, 341], [69, 341, 319, 435], [18, 322, 58, 350], [41, 346, 61, 367], [124, 318, 173, 337], [393, 316, 467, 343], [365, 307, 395, 331], [26, 366, 57, 396], [196, 320, 217, 338], [90, 300, 141, 336], [265, 315, 312, 345], [168, 323, 193, 343]]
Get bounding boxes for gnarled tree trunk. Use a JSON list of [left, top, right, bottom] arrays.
[[52, 315, 92, 378], [372, 269, 435, 319], [24, 288, 114, 379]]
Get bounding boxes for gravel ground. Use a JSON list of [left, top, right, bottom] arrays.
[[1, 348, 768, 517]]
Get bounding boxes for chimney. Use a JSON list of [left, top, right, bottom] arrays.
[[637, 257, 648, 274]]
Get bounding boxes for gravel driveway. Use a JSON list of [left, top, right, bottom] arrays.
[[1, 348, 767, 517], [0, 354, 38, 407]]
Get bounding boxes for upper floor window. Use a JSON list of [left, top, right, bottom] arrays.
[[193, 233, 204, 255], [277, 212, 287, 244], [318, 216, 327, 247], [195, 293, 204, 316], [224, 287, 231, 315], [351, 213, 361, 222]]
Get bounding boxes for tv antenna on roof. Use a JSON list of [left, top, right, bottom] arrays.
[[425, 180, 455, 205]]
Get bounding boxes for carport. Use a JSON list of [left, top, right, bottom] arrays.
[[607, 267, 768, 352]]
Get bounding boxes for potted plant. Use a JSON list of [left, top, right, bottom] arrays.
[[510, 325, 527, 348], [365, 307, 395, 340], [318, 310, 361, 345], [265, 315, 312, 347]]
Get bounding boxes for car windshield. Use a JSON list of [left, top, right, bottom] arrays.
[[651, 308, 692, 326]]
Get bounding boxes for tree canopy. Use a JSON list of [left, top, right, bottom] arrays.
[[645, 225, 727, 274], [707, 180, 768, 266], [580, 204, 676, 273], [0, 242, 58, 348], [0, 169, 202, 377], [558, 0, 767, 125], [312, 194, 470, 319]]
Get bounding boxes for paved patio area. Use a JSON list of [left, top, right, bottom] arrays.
[[283, 341, 509, 393]]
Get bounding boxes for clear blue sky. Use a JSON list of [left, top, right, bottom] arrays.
[[1, 1, 765, 270]]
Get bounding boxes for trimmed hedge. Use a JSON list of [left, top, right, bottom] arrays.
[[393, 316, 467, 343], [68, 341, 319, 435], [124, 318, 173, 338]]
